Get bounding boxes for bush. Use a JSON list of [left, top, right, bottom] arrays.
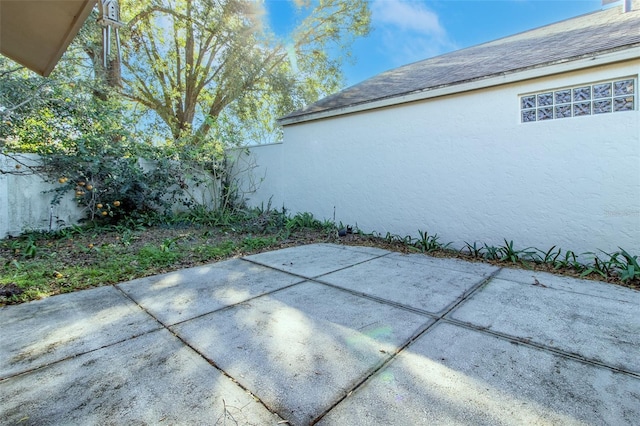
[[1, 80, 191, 224], [45, 152, 185, 223]]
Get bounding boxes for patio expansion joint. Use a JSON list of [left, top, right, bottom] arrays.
[[0, 328, 164, 383], [310, 318, 439, 425], [240, 249, 394, 282], [313, 265, 640, 421], [436, 267, 503, 318], [112, 285, 286, 422], [440, 316, 640, 379], [239, 256, 315, 282], [114, 284, 174, 329], [311, 277, 438, 319], [433, 273, 640, 379], [312, 264, 502, 321], [311, 267, 503, 424], [311, 250, 395, 280], [1, 286, 172, 382], [157, 278, 308, 328], [494, 269, 640, 304]]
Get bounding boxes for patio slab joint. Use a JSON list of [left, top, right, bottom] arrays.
[[440, 317, 640, 379]]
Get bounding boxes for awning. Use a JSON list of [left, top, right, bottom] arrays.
[[0, 0, 97, 76]]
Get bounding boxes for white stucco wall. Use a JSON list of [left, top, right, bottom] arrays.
[[243, 61, 640, 255], [234, 143, 285, 210], [0, 155, 218, 237], [0, 154, 84, 237]]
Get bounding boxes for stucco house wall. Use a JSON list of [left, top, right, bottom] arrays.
[[244, 61, 640, 255]]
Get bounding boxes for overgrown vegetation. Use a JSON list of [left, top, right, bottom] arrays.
[[0, 209, 343, 305], [372, 231, 640, 286], [1, 0, 373, 225], [0, 62, 254, 225], [2, 213, 638, 306], [1, 2, 637, 308]]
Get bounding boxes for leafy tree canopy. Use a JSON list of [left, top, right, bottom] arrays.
[[118, 0, 370, 146], [2, 0, 371, 152]]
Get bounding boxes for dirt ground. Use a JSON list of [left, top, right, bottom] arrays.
[[1, 225, 637, 306]]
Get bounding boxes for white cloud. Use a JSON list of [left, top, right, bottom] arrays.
[[370, 0, 455, 67], [372, 0, 445, 37]]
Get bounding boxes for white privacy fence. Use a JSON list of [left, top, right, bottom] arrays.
[[0, 154, 84, 237], [0, 154, 219, 237]]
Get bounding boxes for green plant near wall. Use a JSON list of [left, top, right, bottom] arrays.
[[372, 231, 415, 245], [498, 239, 537, 264], [0, 75, 195, 225], [194, 241, 236, 262], [415, 230, 451, 253], [7, 234, 39, 259], [482, 244, 501, 261], [615, 249, 640, 282], [581, 251, 614, 278], [44, 149, 187, 224], [535, 246, 562, 264], [286, 212, 323, 231], [241, 235, 279, 251], [594, 248, 640, 282], [462, 241, 484, 259], [552, 250, 582, 270], [137, 244, 182, 268]]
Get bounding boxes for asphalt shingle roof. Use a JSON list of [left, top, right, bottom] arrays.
[[282, 2, 640, 122]]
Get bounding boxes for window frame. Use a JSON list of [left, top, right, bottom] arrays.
[[520, 77, 636, 123]]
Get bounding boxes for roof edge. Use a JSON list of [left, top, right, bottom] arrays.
[[278, 46, 640, 127], [42, 0, 97, 77]]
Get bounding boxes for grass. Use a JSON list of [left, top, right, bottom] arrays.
[[0, 209, 339, 305], [1, 211, 638, 305]]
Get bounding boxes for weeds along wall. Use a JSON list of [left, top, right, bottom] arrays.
[[240, 62, 640, 256], [0, 154, 219, 237]]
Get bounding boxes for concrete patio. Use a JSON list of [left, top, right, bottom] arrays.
[[1, 243, 639, 425]]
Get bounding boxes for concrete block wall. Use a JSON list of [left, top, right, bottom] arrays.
[[240, 62, 640, 256], [0, 154, 84, 237], [137, 159, 219, 213], [0, 155, 219, 238], [231, 143, 284, 210]]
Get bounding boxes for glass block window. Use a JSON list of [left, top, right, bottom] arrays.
[[520, 77, 636, 123]]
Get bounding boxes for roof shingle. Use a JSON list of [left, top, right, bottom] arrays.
[[282, 2, 640, 122]]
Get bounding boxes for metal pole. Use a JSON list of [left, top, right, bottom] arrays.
[[115, 28, 121, 64], [102, 26, 109, 68]]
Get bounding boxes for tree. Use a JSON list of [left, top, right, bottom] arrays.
[[0, 52, 184, 223], [118, 0, 370, 145]]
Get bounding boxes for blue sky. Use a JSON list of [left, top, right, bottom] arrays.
[[265, 0, 614, 87]]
